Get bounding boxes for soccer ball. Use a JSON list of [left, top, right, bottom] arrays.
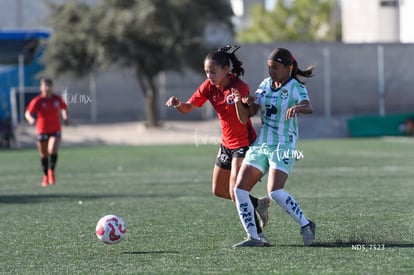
[[95, 214, 126, 244]]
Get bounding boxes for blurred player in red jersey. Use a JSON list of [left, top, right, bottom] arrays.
[[166, 46, 270, 245], [25, 77, 69, 187]]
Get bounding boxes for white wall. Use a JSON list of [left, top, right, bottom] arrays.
[[342, 0, 399, 43], [342, 0, 414, 43], [400, 0, 414, 43]]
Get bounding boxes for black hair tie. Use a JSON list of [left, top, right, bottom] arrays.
[[218, 45, 240, 54]]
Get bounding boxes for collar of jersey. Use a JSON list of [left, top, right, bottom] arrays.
[[270, 77, 293, 92]]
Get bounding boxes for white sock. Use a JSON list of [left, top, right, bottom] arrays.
[[269, 189, 310, 227], [234, 188, 259, 240]]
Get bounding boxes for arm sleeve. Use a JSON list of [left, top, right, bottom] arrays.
[[58, 96, 68, 110], [188, 80, 209, 108], [25, 97, 38, 114], [238, 81, 250, 97], [294, 83, 310, 103], [254, 79, 267, 105]]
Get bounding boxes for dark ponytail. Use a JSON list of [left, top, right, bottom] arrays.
[[268, 48, 314, 84], [205, 45, 245, 77], [292, 59, 314, 82]]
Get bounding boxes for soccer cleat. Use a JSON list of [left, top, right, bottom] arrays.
[[255, 196, 270, 227], [301, 221, 316, 246], [41, 175, 49, 187], [258, 232, 270, 246], [232, 237, 266, 248], [48, 169, 55, 185]]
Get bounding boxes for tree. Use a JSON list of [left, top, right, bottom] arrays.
[[237, 0, 338, 43], [41, 1, 108, 122], [97, 0, 234, 127], [42, 0, 234, 127]]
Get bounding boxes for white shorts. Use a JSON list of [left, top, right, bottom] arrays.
[[243, 143, 297, 175]]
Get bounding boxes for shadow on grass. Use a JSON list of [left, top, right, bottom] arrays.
[[282, 242, 414, 248], [0, 193, 169, 204], [123, 251, 179, 255]]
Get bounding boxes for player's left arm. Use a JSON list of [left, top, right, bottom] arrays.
[[286, 84, 313, 120], [232, 88, 250, 124], [61, 109, 70, 125], [285, 100, 313, 120], [58, 96, 70, 125]]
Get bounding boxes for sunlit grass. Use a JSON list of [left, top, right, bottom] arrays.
[[0, 139, 413, 274]]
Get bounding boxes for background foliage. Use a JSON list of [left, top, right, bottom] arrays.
[[42, 0, 234, 126], [237, 0, 339, 43]]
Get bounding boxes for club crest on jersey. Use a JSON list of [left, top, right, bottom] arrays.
[[226, 94, 235, 105], [280, 88, 288, 100]]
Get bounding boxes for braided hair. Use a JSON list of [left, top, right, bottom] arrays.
[[205, 45, 245, 77]]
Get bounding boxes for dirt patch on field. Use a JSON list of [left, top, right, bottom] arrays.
[[13, 116, 349, 148]]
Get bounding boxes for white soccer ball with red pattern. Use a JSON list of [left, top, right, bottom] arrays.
[[95, 215, 126, 244]]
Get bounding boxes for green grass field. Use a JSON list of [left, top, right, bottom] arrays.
[[1, 138, 413, 274]]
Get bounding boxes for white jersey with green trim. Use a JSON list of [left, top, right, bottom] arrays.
[[253, 77, 310, 147]]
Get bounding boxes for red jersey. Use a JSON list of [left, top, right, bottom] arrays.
[[188, 76, 256, 149], [26, 94, 68, 134]]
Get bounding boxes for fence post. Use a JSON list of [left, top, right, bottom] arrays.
[[18, 54, 25, 123], [323, 47, 331, 118], [377, 45, 385, 116]]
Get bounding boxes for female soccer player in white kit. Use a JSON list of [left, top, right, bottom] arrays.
[[232, 48, 316, 247]]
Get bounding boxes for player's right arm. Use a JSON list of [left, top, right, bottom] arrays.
[[165, 96, 197, 114], [24, 110, 36, 125], [25, 96, 38, 125]]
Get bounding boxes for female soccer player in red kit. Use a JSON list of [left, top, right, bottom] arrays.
[[25, 77, 69, 187], [166, 46, 270, 245]]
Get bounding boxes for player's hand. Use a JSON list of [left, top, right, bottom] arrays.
[[242, 95, 255, 106], [165, 96, 181, 107], [27, 117, 35, 125], [286, 106, 299, 120], [231, 88, 241, 103]]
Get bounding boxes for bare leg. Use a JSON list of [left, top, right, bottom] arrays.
[[212, 164, 232, 199]]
